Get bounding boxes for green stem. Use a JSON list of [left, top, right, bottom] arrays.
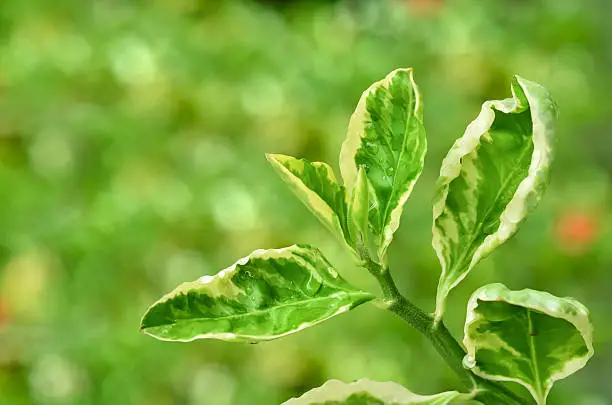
[[374, 268, 476, 388], [365, 261, 531, 405]]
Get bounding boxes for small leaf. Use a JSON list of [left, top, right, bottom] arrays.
[[340, 68, 427, 260], [347, 166, 370, 249], [282, 379, 481, 405], [267, 154, 351, 247], [433, 76, 557, 320], [140, 245, 374, 342], [463, 283, 594, 405]]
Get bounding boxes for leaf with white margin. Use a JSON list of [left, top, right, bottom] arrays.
[[347, 166, 370, 248], [282, 379, 481, 405], [140, 245, 374, 342], [340, 68, 427, 261], [433, 76, 557, 320], [463, 283, 593, 405], [267, 154, 352, 247]]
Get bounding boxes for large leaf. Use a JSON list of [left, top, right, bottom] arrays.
[[267, 154, 352, 247], [463, 283, 594, 405], [140, 245, 374, 342], [433, 76, 557, 320], [282, 379, 481, 405], [340, 68, 427, 260]]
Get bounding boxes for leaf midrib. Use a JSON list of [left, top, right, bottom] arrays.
[[147, 291, 372, 328], [527, 309, 544, 404], [380, 83, 417, 232]]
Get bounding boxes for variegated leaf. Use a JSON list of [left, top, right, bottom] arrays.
[[267, 154, 352, 247], [433, 76, 557, 320], [340, 68, 427, 260], [463, 283, 594, 405], [347, 166, 370, 249], [282, 379, 481, 405], [140, 245, 374, 342]]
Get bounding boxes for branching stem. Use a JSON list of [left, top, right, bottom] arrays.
[[362, 258, 531, 405]]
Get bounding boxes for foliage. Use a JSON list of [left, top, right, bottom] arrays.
[[432, 76, 556, 321], [141, 245, 374, 342], [1, 1, 611, 405], [141, 67, 593, 405], [281, 380, 478, 405], [463, 284, 593, 405]]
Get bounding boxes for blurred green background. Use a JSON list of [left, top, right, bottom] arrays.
[[0, 0, 611, 404]]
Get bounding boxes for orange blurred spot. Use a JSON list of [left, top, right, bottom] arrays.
[[0, 299, 7, 327], [407, 0, 445, 15], [556, 211, 598, 253]]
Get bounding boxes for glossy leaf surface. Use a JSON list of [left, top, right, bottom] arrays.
[[433, 76, 557, 319], [282, 379, 480, 405], [463, 283, 593, 405], [267, 154, 351, 246], [341, 68, 427, 259], [141, 245, 374, 342]]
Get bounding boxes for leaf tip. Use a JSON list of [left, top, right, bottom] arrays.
[[384, 67, 417, 85], [266, 153, 295, 167], [389, 66, 414, 74], [265, 152, 279, 162]]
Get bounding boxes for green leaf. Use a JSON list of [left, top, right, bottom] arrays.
[[282, 379, 481, 405], [267, 154, 352, 247], [463, 283, 594, 405], [347, 166, 370, 249], [140, 244, 374, 342], [340, 68, 427, 260], [433, 76, 557, 320]]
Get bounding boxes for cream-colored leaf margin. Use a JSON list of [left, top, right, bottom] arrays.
[[347, 166, 370, 247], [433, 76, 557, 321], [463, 283, 594, 405], [340, 68, 424, 260], [141, 245, 371, 342], [282, 379, 479, 405], [267, 154, 348, 246]]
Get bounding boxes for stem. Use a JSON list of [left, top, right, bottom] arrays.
[[365, 261, 531, 405], [375, 268, 476, 388]]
